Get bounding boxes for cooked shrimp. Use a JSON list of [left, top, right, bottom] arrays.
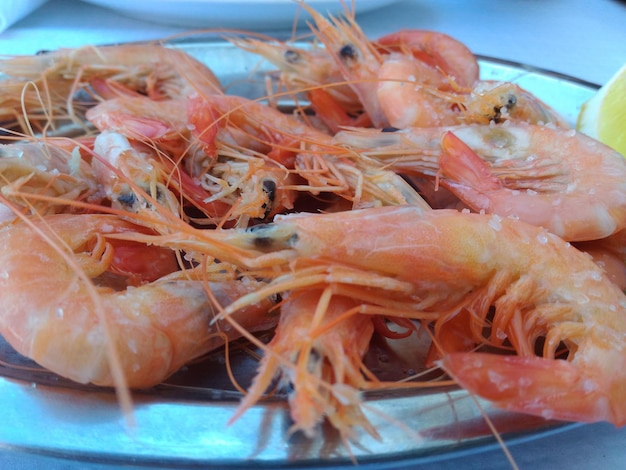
[[196, 93, 428, 210], [334, 123, 626, 241], [377, 55, 569, 128], [0, 140, 99, 222], [232, 288, 376, 440], [88, 95, 303, 225], [300, 7, 484, 130], [230, 37, 360, 112], [0, 213, 276, 388], [191, 205, 626, 428], [0, 44, 223, 130]]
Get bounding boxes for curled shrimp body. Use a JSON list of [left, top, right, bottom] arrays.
[[334, 123, 626, 241], [377, 55, 569, 128], [198, 205, 626, 428], [376, 29, 480, 89], [0, 213, 276, 388]]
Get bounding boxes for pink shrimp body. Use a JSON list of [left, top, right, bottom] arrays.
[[334, 123, 626, 241], [0, 214, 276, 388], [211, 205, 626, 427], [377, 54, 569, 128], [377, 54, 461, 128], [376, 29, 480, 89]]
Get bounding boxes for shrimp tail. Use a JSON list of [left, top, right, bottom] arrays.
[[440, 352, 626, 426], [439, 130, 502, 192]]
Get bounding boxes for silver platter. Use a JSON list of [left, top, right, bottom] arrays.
[[0, 37, 597, 468]]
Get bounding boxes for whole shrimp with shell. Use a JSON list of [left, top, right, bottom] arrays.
[[231, 287, 377, 440], [0, 43, 223, 135], [333, 123, 626, 241], [85, 93, 300, 225], [0, 211, 277, 389], [376, 56, 571, 128], [238, 6, 568, 131], [104, 202, 626, 433], [307, 4, 568, 129]]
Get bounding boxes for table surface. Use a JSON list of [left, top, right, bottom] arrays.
[[1, 0, 626, 469]]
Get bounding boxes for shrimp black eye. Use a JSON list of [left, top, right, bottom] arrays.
[[116, 192, 138, 209], [246, 223, 298, 251], [339, 44, 358, 62], [247, 223, 281, 250], [504, 94, 517, 109], [261, 179, 277, 218], [284, 49, 300, 64], [262, 179, 276, 204], [381, 127, 400, 133], [491, 93, 518, 123]]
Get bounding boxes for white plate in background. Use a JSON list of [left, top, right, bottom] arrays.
[[79, 0, 403, 30]]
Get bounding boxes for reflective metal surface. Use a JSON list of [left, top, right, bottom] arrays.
[[0, 38, 597, 467]]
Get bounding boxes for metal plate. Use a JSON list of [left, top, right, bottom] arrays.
[[0, 37, 597, 468]]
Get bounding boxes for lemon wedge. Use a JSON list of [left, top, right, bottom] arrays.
[[577, 63, 626, 157]]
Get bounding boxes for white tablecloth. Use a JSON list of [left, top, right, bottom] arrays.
[[1, 1, 626, 469]]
